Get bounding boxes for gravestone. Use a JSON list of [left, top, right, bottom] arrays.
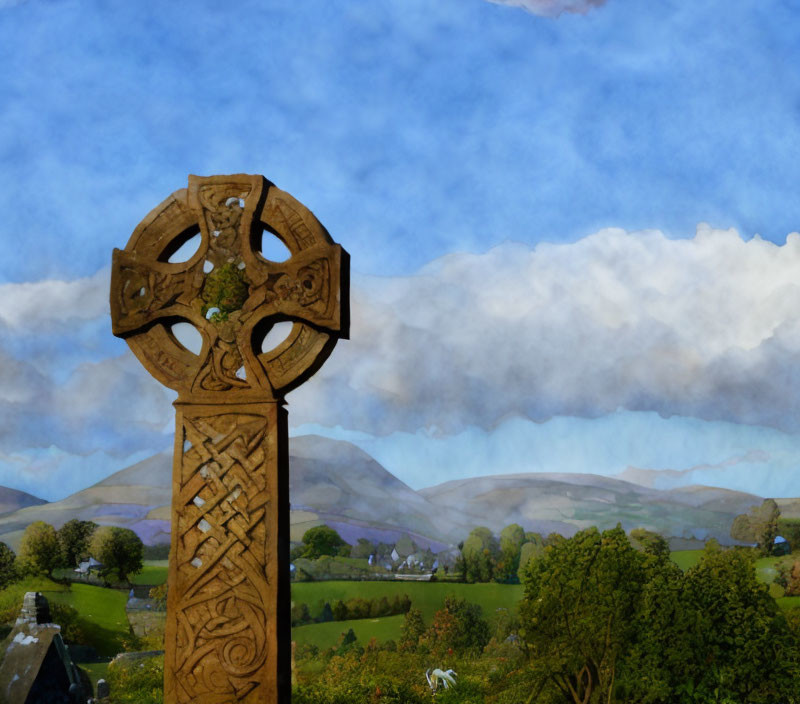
[[110, 174, 349, 703], [96, 678, 110, 699]]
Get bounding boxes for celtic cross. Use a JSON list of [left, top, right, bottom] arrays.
[[110, 174, 349, 703]]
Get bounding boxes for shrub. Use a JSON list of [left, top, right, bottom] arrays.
[[106, 654, 164, 704]]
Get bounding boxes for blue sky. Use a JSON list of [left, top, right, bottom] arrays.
[[2, 0, 800, 500]]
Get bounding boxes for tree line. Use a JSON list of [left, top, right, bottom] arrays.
[[291, 593, 412, 627], [0, 519, 144, 587]]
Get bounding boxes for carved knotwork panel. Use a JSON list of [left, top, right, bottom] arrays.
[[166, 407, 281, 703], [110, 174, 348, 401]]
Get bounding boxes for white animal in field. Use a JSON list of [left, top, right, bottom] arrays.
[[425, 668, 457, 693]]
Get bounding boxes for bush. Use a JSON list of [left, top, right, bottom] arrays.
[[106, 654, 164, 704], [423, 596, 490, 657]]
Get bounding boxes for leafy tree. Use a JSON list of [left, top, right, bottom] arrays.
[[424, 596, 490, 657], [57, 519, 98, 568], [680, 543, 799, 701], [615, 551, 693, 701], [0, 542, 17, 589], [345, 597, 370, 620], [291, 602, 311, 626], [289, 543, 306, 561], [89, 526, 143, 583], [300, 525, 347, 559], [543, 532, 565, 547], [461, 526, 499, 583], [399, 607, 426, 650], [629, 527, 670, 558], [370, 596, 391, 618], [494, 523, 525, 583], [332, 599, 347, 621], [778, 517, 800, 552], [517, 540, 545, 582], [730, 499, 780, 554], [519, 525, 648, 704], [391, 593, 411, 614], [19, 521, 60, 577], [350, 538, 374, 559]]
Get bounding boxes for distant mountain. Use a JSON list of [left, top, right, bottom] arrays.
[[0, 487, 47, 517], [0, 436, 473, 552], [419, 473, 764, 544], [0, 438, 774, 552]]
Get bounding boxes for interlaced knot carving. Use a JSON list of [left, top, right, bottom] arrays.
[[111, 173, 348, 401]]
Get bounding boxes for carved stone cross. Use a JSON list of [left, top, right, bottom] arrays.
[[110, 174, 349, 703]]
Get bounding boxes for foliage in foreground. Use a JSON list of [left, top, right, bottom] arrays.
[[520, 526, 800, 704], [106, 654, 164, 704], [295, 528, 800, 704]]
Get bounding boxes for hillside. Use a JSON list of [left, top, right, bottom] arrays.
[[0, 487, 47, 516], [419, 473, 764, 543], [0, 436, 473, 552], [0, 439, 775, 552]]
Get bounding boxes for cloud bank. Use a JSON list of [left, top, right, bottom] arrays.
[[486, 0, 607, 17], [290, 225, 800, 434], [5, 224, 800, 497]]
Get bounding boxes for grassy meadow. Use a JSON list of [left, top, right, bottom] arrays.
[[292, 581, 524, 648]]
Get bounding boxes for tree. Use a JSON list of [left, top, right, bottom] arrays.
[[350, 538, 374, 559], [291, 602, 311, 627], [300, 525, 347, 559], [89, 526, 143, 583], [0, 542, 17, 589], [494, 523, 525, 583], [629, 527, 670, 558], [399, 607, 426, 650], [679, 543, 799, 701], [19, 521, 60, 578], [519, 525, 648, 704], [730, 499, 780, 554], [424, 596, 490, 657], [57, 519, 98, 567], [517, 540, 545, 582], [778, 517, 800, 552], [461, 526, 499, 583]]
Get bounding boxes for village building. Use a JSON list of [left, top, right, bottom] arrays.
[[0, 592, 87, 703]]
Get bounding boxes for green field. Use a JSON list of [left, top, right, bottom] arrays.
[[130, 560, 169, 585], [292, 580, 523, 622], [291, 580, 523, 648], [293, 614, 406, 649], [669, 549, 703, 571], [42, 582, 130, 656]]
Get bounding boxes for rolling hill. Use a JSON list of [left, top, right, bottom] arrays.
[[419, 472, 764, 543], [0, 436, 474, 552], [0, 487, 47, 516], [0, 437, 771, 552]]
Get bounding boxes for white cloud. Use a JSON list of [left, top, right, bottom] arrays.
[[289, 225, 800, 434], [0, 268, 108, 331], [486, 0, 607, 18], [3, 224, 800, 497]]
